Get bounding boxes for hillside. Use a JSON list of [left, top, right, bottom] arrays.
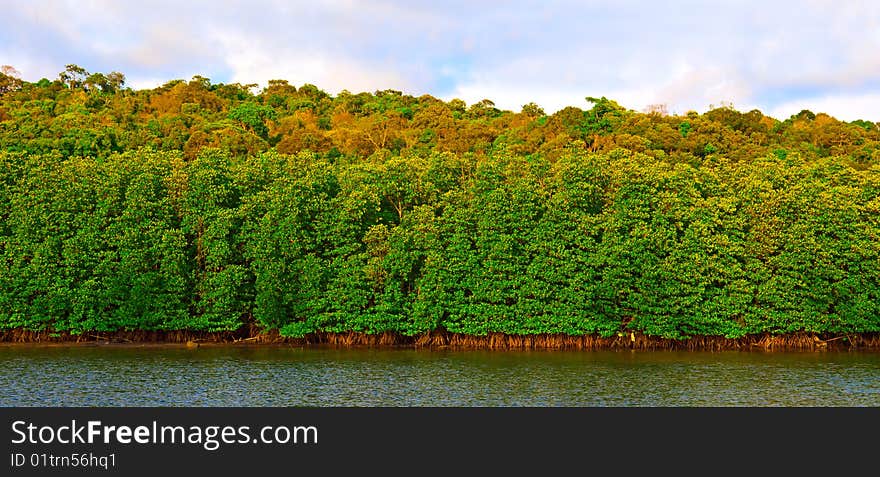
[[1, 65, 879, 344]]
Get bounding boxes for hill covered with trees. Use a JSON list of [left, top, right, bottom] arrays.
[[1, 64, 879, 346]]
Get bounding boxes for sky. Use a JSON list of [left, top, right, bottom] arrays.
[[2, 0, 879, 121]]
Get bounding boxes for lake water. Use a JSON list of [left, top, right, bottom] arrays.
[[2, 346, 878, 406]]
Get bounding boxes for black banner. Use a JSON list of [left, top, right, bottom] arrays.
[[2, 407, 876, 475]]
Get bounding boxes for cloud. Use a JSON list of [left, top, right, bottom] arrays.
[[214, 29, 414, 94], [0, 0, 232, 83], [1, 1, 879, 120], [767, 93, 880, 122]]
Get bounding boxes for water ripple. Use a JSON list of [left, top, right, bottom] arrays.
[[1, 347, 878, 407]]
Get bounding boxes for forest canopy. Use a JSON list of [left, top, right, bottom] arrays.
[[1, 64, 879, 339]]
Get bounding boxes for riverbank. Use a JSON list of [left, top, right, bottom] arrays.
[[2, 328, 879, 351]]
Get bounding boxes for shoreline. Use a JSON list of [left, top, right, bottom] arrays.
[[2, 329, 879, 351]]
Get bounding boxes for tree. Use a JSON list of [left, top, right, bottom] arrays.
[[228, 102, 278, 140], [0, 65, 23, 95], [84, 73, 109, 93], [643, 103, 668, 116], [582, 96, 628, 136], [106, 71, 126, 91], [467, 99, 501, 119], [521, 102, 545, 118], [59, 64, 89, 89], [262, 79, 297, 108]]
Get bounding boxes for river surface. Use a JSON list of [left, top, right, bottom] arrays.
[[1, 346, 878, 406]]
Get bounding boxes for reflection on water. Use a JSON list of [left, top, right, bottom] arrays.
[[1, 346, 878, 406]]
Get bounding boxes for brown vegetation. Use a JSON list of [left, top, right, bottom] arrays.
[[2, 328, 877, 351]]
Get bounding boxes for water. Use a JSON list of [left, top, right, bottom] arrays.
[[2, 345, 878, 406]]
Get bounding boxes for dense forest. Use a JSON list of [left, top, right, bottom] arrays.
[[1, 64, 879, 342]]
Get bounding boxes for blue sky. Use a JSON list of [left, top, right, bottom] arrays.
[[2, 0, 880, 121]]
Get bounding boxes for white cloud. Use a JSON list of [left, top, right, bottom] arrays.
[[648, 64, 756, 114], [213, 30, 414, 94], [767, 93, 880, 122], [2, 1, 880, 120], [444, 80, 658, 115], [125, 77, 167, 91]]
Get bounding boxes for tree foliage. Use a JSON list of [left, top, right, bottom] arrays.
[[1, 67, 879, 338]]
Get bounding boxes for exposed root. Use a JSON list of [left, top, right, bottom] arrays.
[[1, 327, 878, 350]]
